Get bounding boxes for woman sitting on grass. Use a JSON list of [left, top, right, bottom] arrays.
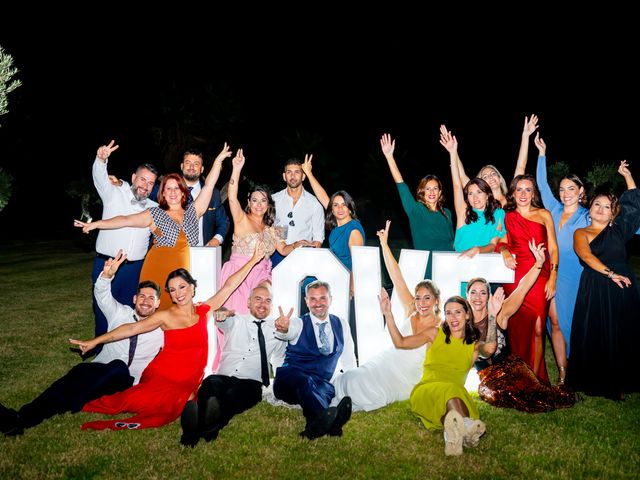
[[466, 241, 576, 412], [69, 244, 266, 431], [379, 290, 500, 456], [332, 220, 441, 411]]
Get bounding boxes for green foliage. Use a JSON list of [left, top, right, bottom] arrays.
[[66, 178, 102, 222], [585, 163, 624, 197], [0, 166, 13, 211], [547, 161, 570, 194], [0, 45, 21, 121]]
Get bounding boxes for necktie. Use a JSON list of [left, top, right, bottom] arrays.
[[187, 186, 194, 204], [130, 198, 147, 208], [253, 320, 270, 386], [317, 322, 331, 355], [128, 315, 139, 367]]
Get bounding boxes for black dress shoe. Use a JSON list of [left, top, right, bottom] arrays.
[[329, 396, 352, 437], [201, 396, 221, 442], [179, 400, 200, 447], [202, 397, 221, 430], [301, 407, 337, 440], [0, 403, 22, 436]]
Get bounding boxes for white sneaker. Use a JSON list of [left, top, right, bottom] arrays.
[[443, 410, 464, 456], [462, 417, 486, 448]]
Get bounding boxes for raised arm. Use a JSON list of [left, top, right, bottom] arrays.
[[380, 133, 404, 183], [440, 125, 466, 228], [619, 160, 637, 190], [379, 288, 436, 349], [73, 210, 153, 233], [301, 154, 330, 209], [542, 210, 559, 300], [92, 140, 121, 198], [497, 239, 545, 328], [227, 148, 247, 224], [476, 287, 504, 359], [513, 114, 539, 177], [534, 133, 562, 211], [69, 310, 166, 355], [94, 250, 134, 324], [205, 241, 267, 309], [377, 220, 413, 315], [194, 143, 232, 218], [438, 124, 471, 186], [574, 228, 632, 289]]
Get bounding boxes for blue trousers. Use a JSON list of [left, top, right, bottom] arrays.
[[273, 366, 334, 421]]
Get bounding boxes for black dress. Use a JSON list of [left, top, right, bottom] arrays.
[[567, 189, 640, 398]]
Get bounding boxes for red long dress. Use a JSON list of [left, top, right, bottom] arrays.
[[500, 211, 550, 384], [81, 304, 209, 430]]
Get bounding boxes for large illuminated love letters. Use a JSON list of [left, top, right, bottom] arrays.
[[189, 246, 514, 367]]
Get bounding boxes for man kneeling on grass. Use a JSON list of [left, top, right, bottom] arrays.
[[272, 280, 356, 440], [0, 251, 163, 436], [180, 284, 286, 446]]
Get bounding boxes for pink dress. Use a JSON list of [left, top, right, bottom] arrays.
[[213, 227, 280, 371]]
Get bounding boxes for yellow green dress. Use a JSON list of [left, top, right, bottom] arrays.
[[409, 328, 478, 430]]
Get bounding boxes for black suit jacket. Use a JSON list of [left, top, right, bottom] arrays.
[[199, 180, 230, 245]]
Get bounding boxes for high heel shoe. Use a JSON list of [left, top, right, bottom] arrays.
[[558, 366, 567, 386]]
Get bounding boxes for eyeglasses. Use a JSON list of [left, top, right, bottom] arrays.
[[287, 211, 295, 227]]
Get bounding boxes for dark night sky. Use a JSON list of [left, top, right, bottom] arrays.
[[1, 16, 639, 244]]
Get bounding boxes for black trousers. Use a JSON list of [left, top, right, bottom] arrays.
[[197, 375, 262, 430], [18, 360, 133, 429]]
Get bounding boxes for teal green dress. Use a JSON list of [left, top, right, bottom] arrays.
[[454, 208, 506, 252], [396, 182, 454, 279], [454, 208, 506, 295]]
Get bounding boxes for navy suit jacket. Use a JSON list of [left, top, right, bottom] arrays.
[[200, 181, 230, 245], [151, 180, 230, 245]]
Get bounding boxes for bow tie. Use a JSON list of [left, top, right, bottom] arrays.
[[131, 199, 147, 208]]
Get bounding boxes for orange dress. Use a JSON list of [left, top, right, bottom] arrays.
[[139, 204, 199, 310]]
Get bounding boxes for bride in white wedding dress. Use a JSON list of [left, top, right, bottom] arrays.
[[333, 220, 442, 411]]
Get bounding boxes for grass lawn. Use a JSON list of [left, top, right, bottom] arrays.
[[0, 241, 639, 479]]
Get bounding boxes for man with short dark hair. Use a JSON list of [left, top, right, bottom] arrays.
[[0, 252, 163, 436], [271, 155, 324, 267], [273, 280, 356, 439], [91, 140, 159, 338], [178, 148, 230, 247]]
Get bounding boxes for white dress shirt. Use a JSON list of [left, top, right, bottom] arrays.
[[273, 188, 325, 244], [92, 158, 157, 260], [211, 313, 286, 382], [93, 275, 164, 384]]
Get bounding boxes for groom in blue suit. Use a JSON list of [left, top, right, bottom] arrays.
[[273, 280, 357, 439]]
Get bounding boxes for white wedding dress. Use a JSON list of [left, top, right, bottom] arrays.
[[332, 318, 426, 412]]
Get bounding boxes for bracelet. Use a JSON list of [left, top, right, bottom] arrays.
[[608, 270, 615, 279], [604, 268, 613, 278], [550, 263, 559, 272]]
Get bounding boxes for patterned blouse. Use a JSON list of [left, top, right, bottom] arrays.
[[149, 203, 199, 247]]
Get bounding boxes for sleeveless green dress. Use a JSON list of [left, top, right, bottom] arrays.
[[409, 328, 478, 430]]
